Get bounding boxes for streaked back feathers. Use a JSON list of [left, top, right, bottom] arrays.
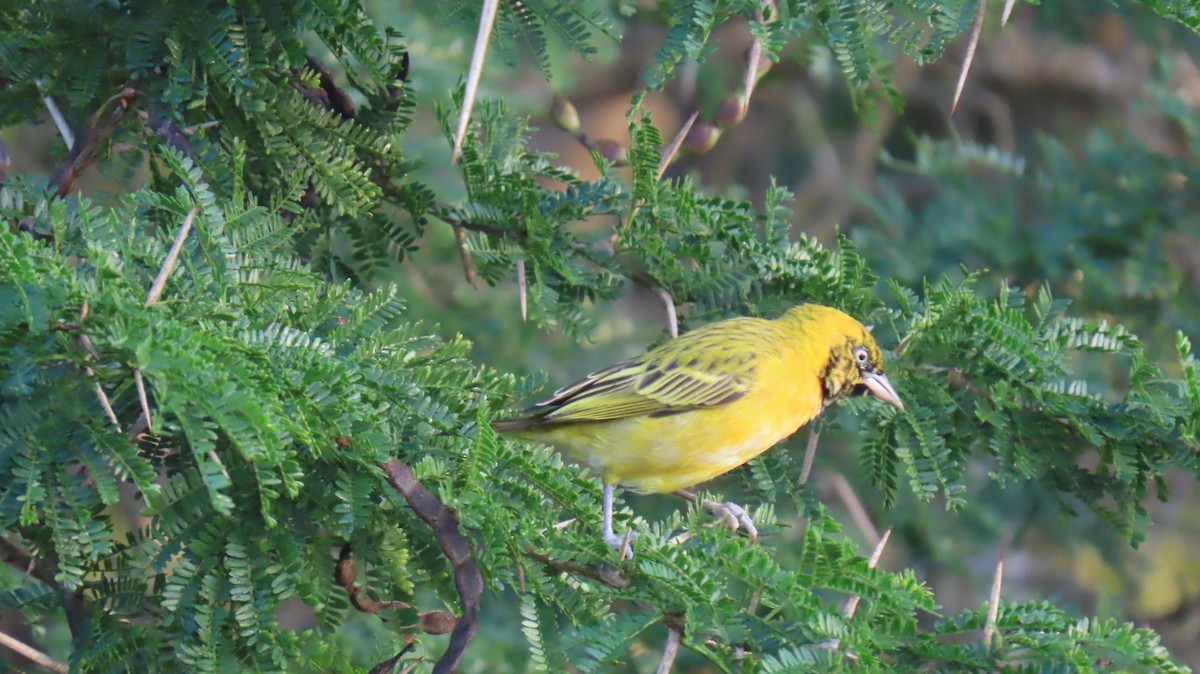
[[493, 304, 889, 434]]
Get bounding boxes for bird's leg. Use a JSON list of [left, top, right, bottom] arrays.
[[602, 483, 635, 559], [673, 489, 759, 544]]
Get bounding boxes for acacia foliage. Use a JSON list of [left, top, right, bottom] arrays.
[[0, 0, 1198, 672]]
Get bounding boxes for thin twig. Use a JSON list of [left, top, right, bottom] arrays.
[[0, 538, 56, 588], [733, 584, 764, 670], [841, 527, 893, 619], [1000, 0, 1017, 26], [0, 539, 86, 638], [77, 307, 119, 428], [798, 428, 820, 486], [145, 205, 199, 307], [655, 627, 682, 674], [830, 473, 879, 546], [133, 369, 152, 434], [952, 0, 988, 114], [516, 259, 527, 322], [0, 630, 69, 674], [524, 550, 629, 589], [454, 225, 478, 288], [49, 85, 138, 198], [35, 79, 74, 150], [983, 555, 1004, 650], [183, 120, 221, 135], [451, 0, 499, 164], [657, 111, 699, 180], [654, 286, 678, 338]]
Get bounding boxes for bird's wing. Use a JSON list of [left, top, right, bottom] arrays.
[[519, 318, 769, 425]]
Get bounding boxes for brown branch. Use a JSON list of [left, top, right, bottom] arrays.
[[382, 459, 483, 674], [49, 85, 139, 198], [0, 538, 87, 638], [453, 225, 478, 288], [304, 56, 356, 120], [0, 138, 10, 187], [0, 537, 57, 588], [368, 643, 417, 674], [523, 549, 629, 589], [336, 545, 408, 614]]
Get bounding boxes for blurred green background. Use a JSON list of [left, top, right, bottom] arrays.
[[5, 0, 1200, 669]]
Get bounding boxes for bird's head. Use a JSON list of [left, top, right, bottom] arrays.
[[784, 305, 904, 410]]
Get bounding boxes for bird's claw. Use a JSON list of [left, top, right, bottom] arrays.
[[604, 529, 637, 560], [702, 500, 758, 544]]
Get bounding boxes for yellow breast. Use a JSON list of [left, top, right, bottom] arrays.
[[531, 351, 824, 493]]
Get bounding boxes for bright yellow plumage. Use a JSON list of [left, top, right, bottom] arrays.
[[495, 304, 902, 493]]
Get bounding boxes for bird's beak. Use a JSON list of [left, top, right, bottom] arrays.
[[862, 371, 904, 410]]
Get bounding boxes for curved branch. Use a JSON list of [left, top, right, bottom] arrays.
[[381, 459, 482, 674]]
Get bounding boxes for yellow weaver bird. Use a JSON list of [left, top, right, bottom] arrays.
[[493, 304, 903, 553]]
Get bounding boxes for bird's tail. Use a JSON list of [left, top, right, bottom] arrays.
[[490, 416, 534, 434]]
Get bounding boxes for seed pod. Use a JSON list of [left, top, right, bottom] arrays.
[[715, 91, 748, 128], [682, 123, 722, 155], [551, 94, 581, 135], [592, 139, 628, 166]]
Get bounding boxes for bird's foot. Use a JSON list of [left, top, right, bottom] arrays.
[[603, 528, 637, 560], [701, 499, 758, 544]]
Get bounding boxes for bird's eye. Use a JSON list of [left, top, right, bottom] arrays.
[[853, 346, 870, 366]]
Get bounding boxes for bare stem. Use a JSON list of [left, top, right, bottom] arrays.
[[655, 628, 682, 674], [454, 225, 478, 288], [75, 304, 119, 427], [831, 473, 879, 546], [0, 630, 69, 674]]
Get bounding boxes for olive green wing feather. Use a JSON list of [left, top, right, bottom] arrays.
[[494, 318, 768, 430]]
